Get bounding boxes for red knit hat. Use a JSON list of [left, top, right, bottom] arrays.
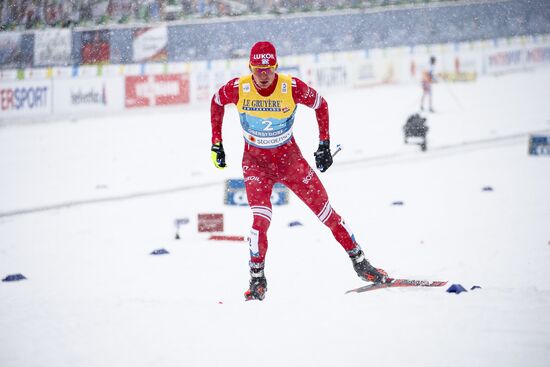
[[249, 41, 277, 67]]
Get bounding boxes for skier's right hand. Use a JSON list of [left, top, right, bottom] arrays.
[[211, 142, 226, 169]]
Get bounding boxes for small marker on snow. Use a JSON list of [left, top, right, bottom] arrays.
[[288, 221, 303, 227], [150, 248, 170, 255], [2, 273, 26, 282], [446, 284, 467, 294]]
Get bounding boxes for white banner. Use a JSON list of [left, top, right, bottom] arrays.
[[191, 69, 212, 104], [484, 46, 525, 75], [351, 56, 398, 88], [133, 26, 167, 62], [0, 79, 52, 118], [34, 29, 72, 67], [53, 77, 124, 114], [308, 64, 350, 91]]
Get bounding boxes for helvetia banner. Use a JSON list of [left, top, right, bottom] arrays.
[[52, 77, 124, 114]]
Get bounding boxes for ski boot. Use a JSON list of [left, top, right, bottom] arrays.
[[244, 262, 267, 301], [348, 248, 388, 284]]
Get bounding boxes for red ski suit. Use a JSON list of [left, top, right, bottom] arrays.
[[211, 74, 358, 265]]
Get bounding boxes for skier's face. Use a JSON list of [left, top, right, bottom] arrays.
[[251, 65, 277, 89]]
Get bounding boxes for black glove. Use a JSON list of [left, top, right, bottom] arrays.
[[314, 140, 332, 172], [211, 142, 226, 169]]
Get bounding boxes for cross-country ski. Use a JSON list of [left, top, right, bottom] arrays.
[[346, 279, 448, 294]]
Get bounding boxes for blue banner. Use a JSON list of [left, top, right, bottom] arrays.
[[529, 135, 550, 156], [224, 179, 289, 206]]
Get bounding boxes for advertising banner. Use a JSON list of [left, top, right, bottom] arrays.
[[350, 57, 396, 88], [52, 76, 124, 114], [528, 135, 550, 156], [453, 54, 480, 74], [197, 213, 224, 232], [224, 179, 289, 206], [438, 51, 479, 82], [192, 69, 212, 103], [80, 30, 111, 64], [125, 73, 189, 108], [351, 61, 376, 87], [0, 32, 22, 69], [34, 29, 71, 67], [0, 69, 18, 81], [0, 80, 52, 118], [133, 26, 168, 63], [484, 47, 525, 74], [311, 64, 349, 89], [525, 46, 550, 66], [278, 65, 301, 79]]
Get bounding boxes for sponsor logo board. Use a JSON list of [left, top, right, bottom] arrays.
[[314, 65, 348, 88], [0, 32, 23, 69], [224, 179, 289, 206], [34, 28, 71, 67], [0, 80, 52, 117], [485, 48, 525, 74], [125, 74, 190, 108], [198, 213, 224, 232], [133, 27, 168, 63], [53, 77, 124, 113], [528, 135, 550, 156], [526, 46, 550, 65]]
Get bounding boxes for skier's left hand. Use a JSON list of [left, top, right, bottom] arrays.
[[211, 142, 226, 169], [314, 140, 333, 172]]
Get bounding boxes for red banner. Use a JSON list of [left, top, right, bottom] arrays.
[[80, 30, 110, 64], [198, 214, 224, 233], [125, 74, 189, 108]]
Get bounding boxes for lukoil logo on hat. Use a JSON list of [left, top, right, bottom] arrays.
[[250, 41, 277, 67]]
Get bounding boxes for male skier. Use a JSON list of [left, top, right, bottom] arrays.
[[210, 41, 388, 301], [420, 56, 436, 112]]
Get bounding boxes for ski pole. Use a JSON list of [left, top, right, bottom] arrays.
[[332, 144, 343, 158], [442, 81, 463, 110]]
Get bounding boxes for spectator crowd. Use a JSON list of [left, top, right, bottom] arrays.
[[1, 0, 455, 31]]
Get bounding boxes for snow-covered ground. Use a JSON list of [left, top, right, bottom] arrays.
[[1, 68, 550, 367]]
